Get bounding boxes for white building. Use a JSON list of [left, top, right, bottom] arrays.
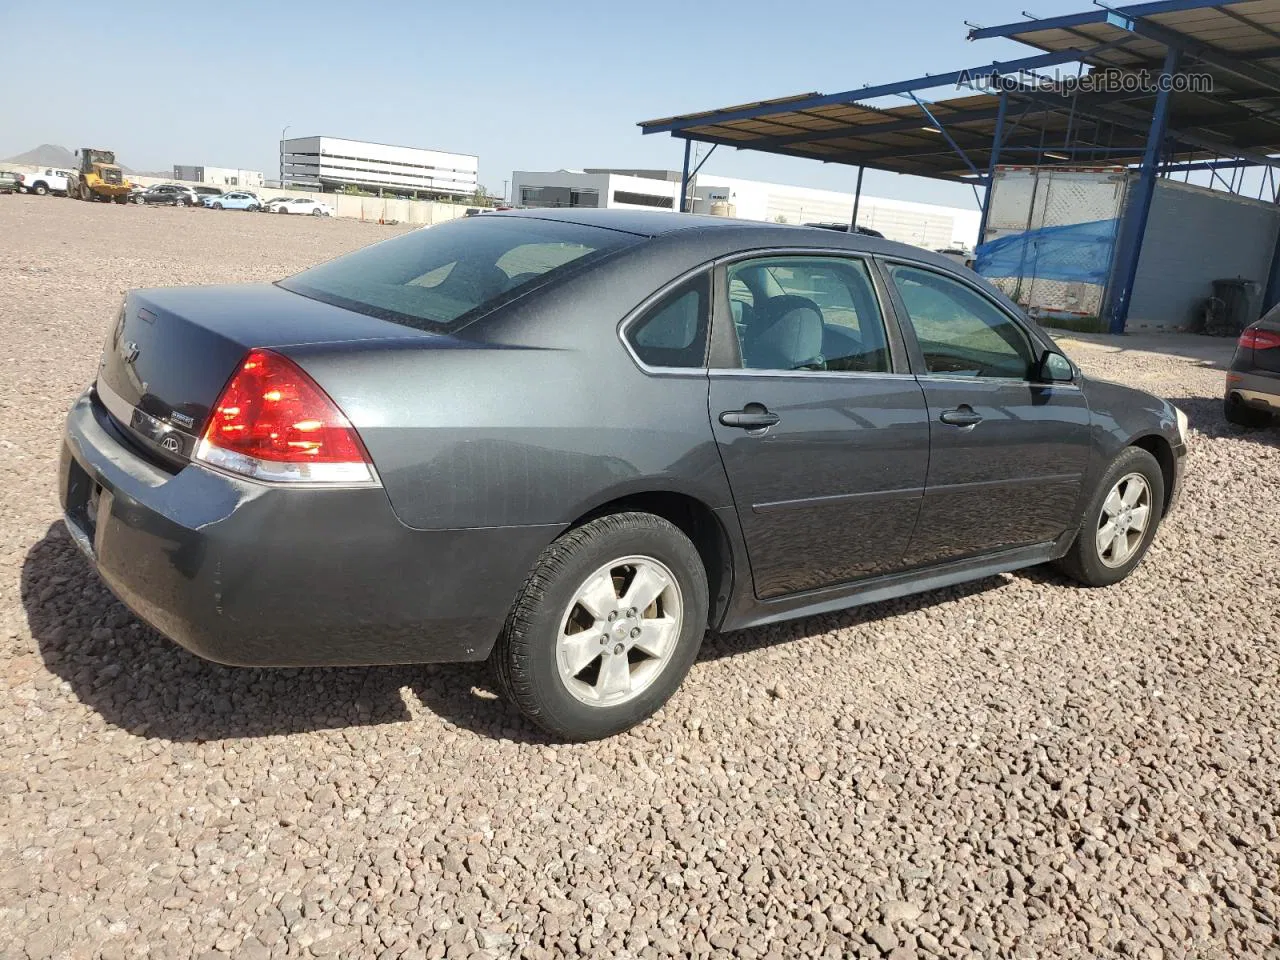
[[173, 165, 264, 188], [281, 136, 477, 198], [510, 168, 981, 249]]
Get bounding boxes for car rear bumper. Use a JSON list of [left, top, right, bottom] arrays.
[[1225, 368, 1280, 411], [60, 388, 560, 667]]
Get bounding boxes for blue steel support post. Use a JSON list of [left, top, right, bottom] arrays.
[[1107, 46, 1178, 335], [977, 92, 1008, 247], [850, 166, 864, 232], [678, 139, 692, 213]]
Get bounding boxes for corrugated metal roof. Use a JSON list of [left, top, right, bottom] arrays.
[[638, 0, 1280, 182]]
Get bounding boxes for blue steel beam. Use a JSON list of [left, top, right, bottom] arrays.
[[1108, 46, 1181, 334], [909, 93, 982, 178], [968, 0, 1222, 40], [638, 49, 1110, 135], [977, 93, 1008, 247], [664, 130, 981, 184], [677, 140, 691, 214]]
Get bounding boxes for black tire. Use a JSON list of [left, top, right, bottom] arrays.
[[212, 202, 223, 210], [33, 184, 48, 196], [311, 207, 322, 216], [277, 206, 289, 213], [1224, 395, 1272, 427], [133, 195, 145, 204], [490, 512, 709, 741], [1056, 446, 1165, 587]]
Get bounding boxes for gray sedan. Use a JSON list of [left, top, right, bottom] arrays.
[[60, 211, 1187, 740]]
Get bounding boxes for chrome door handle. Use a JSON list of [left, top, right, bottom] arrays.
[[719, 407, 780, 429], [939, 406, 983, 427]]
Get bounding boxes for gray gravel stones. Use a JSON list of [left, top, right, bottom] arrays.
[[2, 196, 1279, 959]]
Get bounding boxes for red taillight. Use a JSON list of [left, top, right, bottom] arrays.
[[1239, 327, 1280, 350], [194, 348, 377, 484]]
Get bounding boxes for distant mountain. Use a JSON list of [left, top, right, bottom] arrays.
[[5, 144, 77, 167], [4, 143, 138, 173]]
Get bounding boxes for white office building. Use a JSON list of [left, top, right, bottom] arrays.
[[281, 136, 478, 198], [510, 168, 980, 249], [173, 165, 264, 188]]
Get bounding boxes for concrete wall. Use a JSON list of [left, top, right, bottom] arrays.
[[120, 174, 474, 226], [509, 169, 981, 247], [1126, 179, 1280, 331]]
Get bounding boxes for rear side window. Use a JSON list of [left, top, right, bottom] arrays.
[[280, 217, 638, 332], [626, 274, 710, 369]]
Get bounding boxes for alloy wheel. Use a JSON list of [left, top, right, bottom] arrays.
[[1096, 472, 1152, 568], [556, 556, 683, 707]]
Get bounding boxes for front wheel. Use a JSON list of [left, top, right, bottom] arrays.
[[490, 513, 709, 741], [212, 202, 223, 210], [1056, 446, 1165, 587]]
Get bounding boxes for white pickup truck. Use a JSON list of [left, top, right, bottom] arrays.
[[19, 167, 74, 196]]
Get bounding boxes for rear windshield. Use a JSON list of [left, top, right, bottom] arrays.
[[278, 216, 638, 332]]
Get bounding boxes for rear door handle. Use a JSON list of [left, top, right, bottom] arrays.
[[939, 405, 983, 427], [719, 406, 781, 430]]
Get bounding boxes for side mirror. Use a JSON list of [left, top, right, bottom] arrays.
[[1037, 350, 1075, 383]]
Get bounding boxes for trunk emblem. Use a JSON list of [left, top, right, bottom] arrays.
[[161, 436, 181, 453], [170, 411, 195, 429], [122, 340, 140, 364]]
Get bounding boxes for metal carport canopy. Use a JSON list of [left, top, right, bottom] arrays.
[[638, 0, 1280, 183]]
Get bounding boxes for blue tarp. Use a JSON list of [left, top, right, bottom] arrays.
[[975, 218, 1118, 285]]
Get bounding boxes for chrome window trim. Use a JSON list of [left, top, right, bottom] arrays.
[[708, 368, 919, 381]]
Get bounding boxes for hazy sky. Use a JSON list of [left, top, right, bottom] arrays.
[[4, 0, 1116, 209]]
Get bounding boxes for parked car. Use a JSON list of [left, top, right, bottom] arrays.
[[259, 197, 293, 212], [271, 197, 334, 217], [135, 184, 198, 207], [19, 167, 74, 196], [59, 211, 1187, 740], [0, 171, 20, 194], [204, 191, 263, 211], [936, 247, 977, 270], [804, 222, 886, 239], [193, 186, 223, 202], [1224, 309, 1280, 426]]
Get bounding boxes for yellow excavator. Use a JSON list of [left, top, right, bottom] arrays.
[[67, 148, 132, 203]]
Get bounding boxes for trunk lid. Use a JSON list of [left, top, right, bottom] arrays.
[[96, 283, 439, 467]]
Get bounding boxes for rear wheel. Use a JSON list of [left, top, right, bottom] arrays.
[[1224, 395, 1272, 427], [1056, 447, 1165, 587], [311, 207, 322, 216], [277, 206, 289, 213], [490, 513, 708, 741], [79, 183, 93, 201], [33, 184, 48, 196]]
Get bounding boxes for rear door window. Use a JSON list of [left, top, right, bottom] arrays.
[[280, 217, 639, 332], [725, 256, 891, 373]]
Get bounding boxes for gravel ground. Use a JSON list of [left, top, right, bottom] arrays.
[[2, 195, 1278, 960]]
